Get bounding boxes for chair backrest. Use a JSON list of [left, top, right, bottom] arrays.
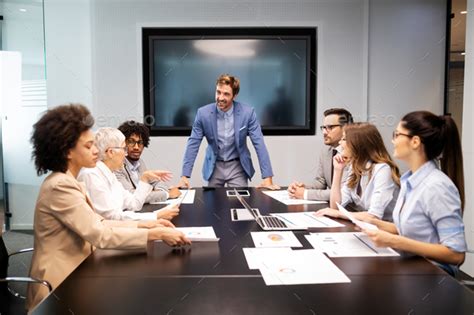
[[1, 235, 10, 299], [0, 236, 28, 315]]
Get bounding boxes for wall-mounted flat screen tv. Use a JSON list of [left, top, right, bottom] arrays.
[[142, 27, 317, 136]]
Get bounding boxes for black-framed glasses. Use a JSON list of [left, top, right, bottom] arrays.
[[126, 139, 144, 147], [392, 131, 413, 140], [320, 124, 342, 132]]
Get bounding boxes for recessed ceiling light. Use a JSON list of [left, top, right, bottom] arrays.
[[461, 52, 466, 55], [460, 11, 467, 14], [19, 8, 27, 12]]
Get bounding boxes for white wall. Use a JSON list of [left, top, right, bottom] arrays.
[[368, 0, 446, 175], [46, 0, 446, 187], [1, 0, 442, 229], [461, 0, 474, 277]]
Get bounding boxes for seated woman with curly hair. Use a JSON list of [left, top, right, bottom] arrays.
[[27, 104, 190, 311]]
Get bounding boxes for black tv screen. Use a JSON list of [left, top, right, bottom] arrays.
[[142, 27, 317, 136]]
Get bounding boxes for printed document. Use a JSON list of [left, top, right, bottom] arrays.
[[270, 212, 345, 228], [251, 231, 303, 248], [306, 232, 399, 257], [262, 190, 327, 205]]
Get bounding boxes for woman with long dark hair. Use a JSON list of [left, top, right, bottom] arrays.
[[362, 111, 466, 274]]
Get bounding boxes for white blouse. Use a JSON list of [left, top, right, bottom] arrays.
[[78, 161, 160, 221], [341, 162, 399, 220]]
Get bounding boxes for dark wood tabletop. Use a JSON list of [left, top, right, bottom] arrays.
[[32, 188, 474, 314]]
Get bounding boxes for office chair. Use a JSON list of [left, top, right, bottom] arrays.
[[0, 235, 51, 315]]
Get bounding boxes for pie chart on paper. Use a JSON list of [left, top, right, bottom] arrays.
[[268, 233, 284, 242]]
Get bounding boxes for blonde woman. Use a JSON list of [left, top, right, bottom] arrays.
[[316, 123, 400, 220]]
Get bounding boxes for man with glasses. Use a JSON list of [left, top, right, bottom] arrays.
[[288, 108, 353, 200], [115, 120, 181, 202]]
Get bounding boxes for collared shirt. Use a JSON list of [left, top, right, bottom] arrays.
[[393, 160, 466, 257], [124, 157, 141, 188], [216, 104, 238, 161], [341, 162, 399, 220], [78, 161, 157, 221]]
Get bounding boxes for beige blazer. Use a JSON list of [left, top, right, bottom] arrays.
[[27, 171, 148, 311]]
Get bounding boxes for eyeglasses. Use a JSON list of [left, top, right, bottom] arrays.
[[126, 139, 145, 147], [108, 146, 127, 153], [392, 131, 413, 140], [320, 124, 342, 132]]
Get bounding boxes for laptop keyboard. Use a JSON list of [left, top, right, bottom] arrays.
[[258, 216, 288, 228]]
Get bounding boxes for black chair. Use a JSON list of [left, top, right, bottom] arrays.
[[0, 235, 51, 315]]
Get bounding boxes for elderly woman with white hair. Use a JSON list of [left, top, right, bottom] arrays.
[[78, 127, 179, 221]]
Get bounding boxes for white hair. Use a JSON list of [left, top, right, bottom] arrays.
[[95, 127, 125, 160]]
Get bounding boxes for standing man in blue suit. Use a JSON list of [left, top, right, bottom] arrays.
[[178, 74, 279, 189]]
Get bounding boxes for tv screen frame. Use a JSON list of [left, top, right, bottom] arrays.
[[142, 27, 317, 136]]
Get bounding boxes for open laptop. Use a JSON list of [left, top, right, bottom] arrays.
[[234, 189, 306, 231]]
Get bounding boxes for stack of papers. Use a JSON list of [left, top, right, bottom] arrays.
[[306, 232, 399, 257], [262, 190, 327, 205], [243, 248, 350, 285], [270, 212, 345, 228], [250, 231, 303, 248], [175, 226, 219, 242]]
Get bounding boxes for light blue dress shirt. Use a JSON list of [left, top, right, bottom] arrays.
[[124, 158, 140, 187], [393, 160, 467, 273], [341, 162, 399, 220], [216, 105, 239, 161]]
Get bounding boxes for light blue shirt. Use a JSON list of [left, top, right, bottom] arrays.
[[341, 162, 399, 221], [124, 158, 140, 187], [393, 160, 466, 272], [216, 105, 238, 161]]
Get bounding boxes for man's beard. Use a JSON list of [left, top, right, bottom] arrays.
[[127, 155, 140, 162]]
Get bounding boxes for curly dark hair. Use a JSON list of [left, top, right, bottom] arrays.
[[31, 104, 94, 175], [117, 120, 150, 147]]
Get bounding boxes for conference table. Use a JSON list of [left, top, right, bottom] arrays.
[[33, 188, 474, 314]]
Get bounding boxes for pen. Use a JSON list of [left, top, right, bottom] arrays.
[[239, 126, 246, 131]]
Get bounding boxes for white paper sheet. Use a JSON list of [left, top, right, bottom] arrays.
[[259, 249, 351, 285], [336, 202, 378, 230], [251, 231, 303, 248], [262, 190, 327, 205], [270, 212, 345, 228], [306, 232, 399, 257], [242, 247, 292, 270], [150, 189, 196, 205], [175, 226, 219, 242]]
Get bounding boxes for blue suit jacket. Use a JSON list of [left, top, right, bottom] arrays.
[[182, 101, 274, 181]]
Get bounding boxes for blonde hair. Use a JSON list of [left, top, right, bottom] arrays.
[[344, 123, 400, 189]]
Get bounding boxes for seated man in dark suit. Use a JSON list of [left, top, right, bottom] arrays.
[[115, 120, 181, 201], [178, 74, 279, 189]]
